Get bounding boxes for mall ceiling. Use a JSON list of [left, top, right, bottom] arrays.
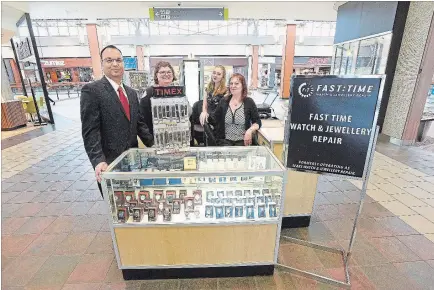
[[2, 1, 340, 23]]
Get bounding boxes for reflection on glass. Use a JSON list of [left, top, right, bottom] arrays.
[[333, 46, 343, 75], [355, 38, 378, 75], [374, 34, 392, 74]]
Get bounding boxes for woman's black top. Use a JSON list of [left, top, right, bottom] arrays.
[[209, 95, 262, 141], [206, 91, 225, 114], [139, 86, 192, 136], [139, 87, 155, 135]]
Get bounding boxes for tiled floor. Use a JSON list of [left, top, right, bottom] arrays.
[[2, 97, 434, 289]]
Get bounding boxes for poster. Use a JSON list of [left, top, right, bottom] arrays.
[[286, 76, 383, 178]]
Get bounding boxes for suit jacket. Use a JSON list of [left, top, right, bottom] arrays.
[[80, 76, 153, 168]]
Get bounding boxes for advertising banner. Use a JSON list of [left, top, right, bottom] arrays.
[[286, 76, 383, 178]]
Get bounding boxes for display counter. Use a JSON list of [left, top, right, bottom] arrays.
[[258, 127, 318, 228], [101, 146, 286, 279], [1, 100, 27, 131]]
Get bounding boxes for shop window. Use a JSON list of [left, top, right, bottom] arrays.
[[330, 23, 336, 36], [247, 21, 255, 35], [48, 26, 59, 36], [69, 26, 79, 36], [178, 22, 189, 35], [18, 26, 30, 37], [321, 23, 330, 37], [218, 22, 228, 35], [58, 26, 69, 36], [312, 22, 322, 36], [208, 21, 219, 35], [374, 33, 392, 74], [119, 20, 129, 36], [304, 22, 313, 36], [139, 24, 148, 36], [159, 23, 169, 35], [355, 38, 377, 75], [188, 21, 200, 34], [108, 23, 120, 36], [198, 21, 209, 34], [38, 26, 49, 37], [258, 20, 267, 36], [238, 21, 248, 35], [333, 46, 343, 75], [228, 21, 238, 35]]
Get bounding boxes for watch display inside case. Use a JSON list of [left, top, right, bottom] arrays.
[[102, 147, 285, 225]]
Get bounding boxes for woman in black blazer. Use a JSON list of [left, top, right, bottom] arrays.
[[208, 73, 261, 146], [200, 65, 228, 126]]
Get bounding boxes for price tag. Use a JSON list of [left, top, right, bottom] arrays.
[[184, 157, 197, 171]]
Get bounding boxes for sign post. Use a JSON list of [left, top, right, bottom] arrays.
[[278, 75, 385, 288]]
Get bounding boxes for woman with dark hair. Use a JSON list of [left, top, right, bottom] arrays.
[[208, 73, 261, 146], [199, 65, 228, 126], [139, 61, 179, 136]]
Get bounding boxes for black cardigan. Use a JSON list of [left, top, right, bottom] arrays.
[[209, 95, 262, 141], [139, 87, 154, 135]]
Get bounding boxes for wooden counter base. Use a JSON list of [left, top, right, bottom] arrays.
[[122, 265, 274, 280], [114, 224, 278, 267]]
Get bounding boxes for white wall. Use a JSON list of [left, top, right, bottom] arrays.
[[263, 44, 333, 57], [1, 46, 15, 58], [295, 45, 333, 57], [38, 46, 91, 58]]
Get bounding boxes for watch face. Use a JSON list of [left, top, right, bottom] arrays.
[[205, 205, 213, 218], [126, 195, 132, 202], [140, 195, 145, 201], [235, 206, 243, 217]]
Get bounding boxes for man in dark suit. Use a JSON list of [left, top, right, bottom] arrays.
[[80, 45, 153, 197]]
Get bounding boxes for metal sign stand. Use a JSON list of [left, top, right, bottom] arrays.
[[276, 126, 380, 288]]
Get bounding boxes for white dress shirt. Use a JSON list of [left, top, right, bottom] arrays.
[[106, 76, 129, 103]]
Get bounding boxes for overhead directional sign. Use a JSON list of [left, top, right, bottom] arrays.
[[150, 7, 228, 21]]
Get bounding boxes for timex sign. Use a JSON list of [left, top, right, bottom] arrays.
[[15, 38, 33, 61]]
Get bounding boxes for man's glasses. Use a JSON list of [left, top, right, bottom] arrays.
[[103, 58, 123, 64]]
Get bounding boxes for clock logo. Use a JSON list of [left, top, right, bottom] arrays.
[[298, 82, 314, 98]]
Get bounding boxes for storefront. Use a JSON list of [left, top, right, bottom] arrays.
[[41, 58, 93, 83], [331, 33, 392, 76], [293, 56, 332, 75]]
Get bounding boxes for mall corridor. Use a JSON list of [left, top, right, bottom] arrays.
[[1, 104, 434, 289], [2, 0, 434, 289]]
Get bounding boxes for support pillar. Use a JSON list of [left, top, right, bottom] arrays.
[[280, 24, 296, 99], [382, 2, 434, 145], [86, 23, 102, 79], [252, 45, 259, 89], [136, 45, 144, 71]]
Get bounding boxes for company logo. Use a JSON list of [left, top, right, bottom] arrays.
[[298, 82, 314, 98], [297, 81, 377, 98]]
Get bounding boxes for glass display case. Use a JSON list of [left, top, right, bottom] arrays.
[[101, 146, 285, 278], [103, 147, 285, 225], [332, 32, 392, 76]]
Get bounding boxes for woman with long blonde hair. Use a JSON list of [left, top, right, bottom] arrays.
[[199, 65, 228, 125]]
